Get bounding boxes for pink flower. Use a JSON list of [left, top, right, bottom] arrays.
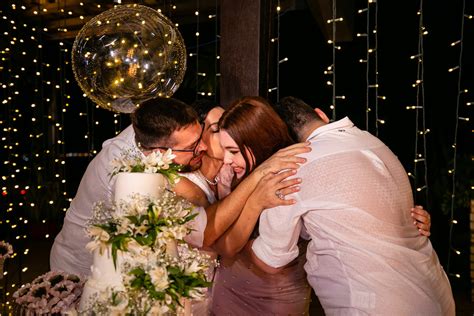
[[13, 271, 84, 315], [0, 240, 13, 259]]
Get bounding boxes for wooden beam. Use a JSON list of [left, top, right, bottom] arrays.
[[220, 0, 266, 107]]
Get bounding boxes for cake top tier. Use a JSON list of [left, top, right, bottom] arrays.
[[114, 172, 167, 205]]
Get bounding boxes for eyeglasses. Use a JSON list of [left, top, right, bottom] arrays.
[[137, 124, 204, 157]]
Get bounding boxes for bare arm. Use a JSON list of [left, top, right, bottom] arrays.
[[213, 170, 301, 257], [173, 177, 210, 207], [203, 142, 311, 247], [245, 240, 284, 274]]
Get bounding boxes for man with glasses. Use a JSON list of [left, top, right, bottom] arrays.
[[50, 97, 308, 277], [136, 125, 205, 172], [132, 98, 207, 173], [50, 97, 210, 277]]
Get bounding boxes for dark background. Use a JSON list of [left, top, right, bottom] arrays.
[[0, 0, 472, 313]]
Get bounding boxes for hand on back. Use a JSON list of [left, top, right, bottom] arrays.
[[253, 142, 311, 179], [411, 205, 431, 237]]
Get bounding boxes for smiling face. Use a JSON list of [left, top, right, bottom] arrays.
[[219, 130, 254, 179], [202, 106, 225, 160]]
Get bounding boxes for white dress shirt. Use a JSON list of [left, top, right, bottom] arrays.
[[252, 118, 455, 315], [50, 125, 207, 277]]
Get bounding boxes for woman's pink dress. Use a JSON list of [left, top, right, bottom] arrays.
[[211, 241, 311, 315]]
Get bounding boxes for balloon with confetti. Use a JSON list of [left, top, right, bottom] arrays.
[[72, 4, 186, 113]]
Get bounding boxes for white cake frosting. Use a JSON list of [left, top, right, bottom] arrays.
[[114, 172, 167, 205], [78, 247, 126, 311], [79, 172, 167, 312]]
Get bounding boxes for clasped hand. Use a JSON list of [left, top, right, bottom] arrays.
[[249, 142, 311, 210]]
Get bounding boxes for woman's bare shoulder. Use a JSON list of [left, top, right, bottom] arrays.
[[173, 177, 210, 207]]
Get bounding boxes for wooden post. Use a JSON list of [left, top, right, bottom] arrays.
[[219, 0, 270, 107]]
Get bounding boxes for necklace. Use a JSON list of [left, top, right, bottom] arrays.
[[197, 170, 219, 186]]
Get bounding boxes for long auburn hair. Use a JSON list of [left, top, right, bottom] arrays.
[[219, 96, 294, 178]]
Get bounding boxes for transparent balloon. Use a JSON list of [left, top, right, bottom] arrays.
[[72, 4, 186, 113]]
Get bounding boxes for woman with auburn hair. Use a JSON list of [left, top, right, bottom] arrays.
[[173, 98, 310, 315], [211, 96, 312, 314]]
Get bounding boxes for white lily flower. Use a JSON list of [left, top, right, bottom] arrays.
[[184, 260, 203, 275], [135, 220, 149, 235], [188, 288, 206, 300], [149, 266, 169, 292], [125, 239, 141, 255], [117, 217, 132, 235], [88, 226, 110, 242], [144, 166, 158, 174], [151, 204, 162, 218]]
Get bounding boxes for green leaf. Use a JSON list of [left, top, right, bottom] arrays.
[[139, 214, 149, 224], [130, 277, 144, 289], [180, 212, 198, 224], [167, 266, 181, 275], [96, 223, 116, 234], [147, 204, 156, 221], [125, 215, 140, 226], [131, 164, 145, 172], [111, 242, 118, 269], [148, 229, 157, 244], [134, 235, 148, 246], [129, 267, 145, 277], [110, 234, 130, 251], [154, 218, 167, 227], [133, 233, 154, 246]]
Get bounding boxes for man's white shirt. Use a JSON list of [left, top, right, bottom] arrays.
[[50, 125, 207, 277], [252, 117, 454, 315]]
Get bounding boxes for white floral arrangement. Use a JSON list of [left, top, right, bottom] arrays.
[[110, 148, 181, 185], [88, 246, 211, 314], [12, 271, 84, 315], [86, 192, 198, 264], [84, 192, 213, 314]]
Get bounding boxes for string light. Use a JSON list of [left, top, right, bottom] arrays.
[[213, 0, 219, 102], [195, 1, 200, 98], [446, 0, 469, 277], [408, 0, 429, 208], [269, 0, 282, 100], [357, 1, 386, 136], [373, 0, 382, 136], [183, 0, 218, 99], [0, 2, 135, 310], [328, 0, 343, 119], [358, 0, 383, 133], [1, 1, 469, 312]]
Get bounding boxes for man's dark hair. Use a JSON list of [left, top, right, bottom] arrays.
[[276, 96, 322, 141], [191, 99, 218, 124], [131, 97, 198, 148]]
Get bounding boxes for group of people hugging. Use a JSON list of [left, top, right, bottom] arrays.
[[50, 95, 454, 315]]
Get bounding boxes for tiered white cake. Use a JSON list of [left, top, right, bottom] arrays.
[[78, 172, 167, 312]]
